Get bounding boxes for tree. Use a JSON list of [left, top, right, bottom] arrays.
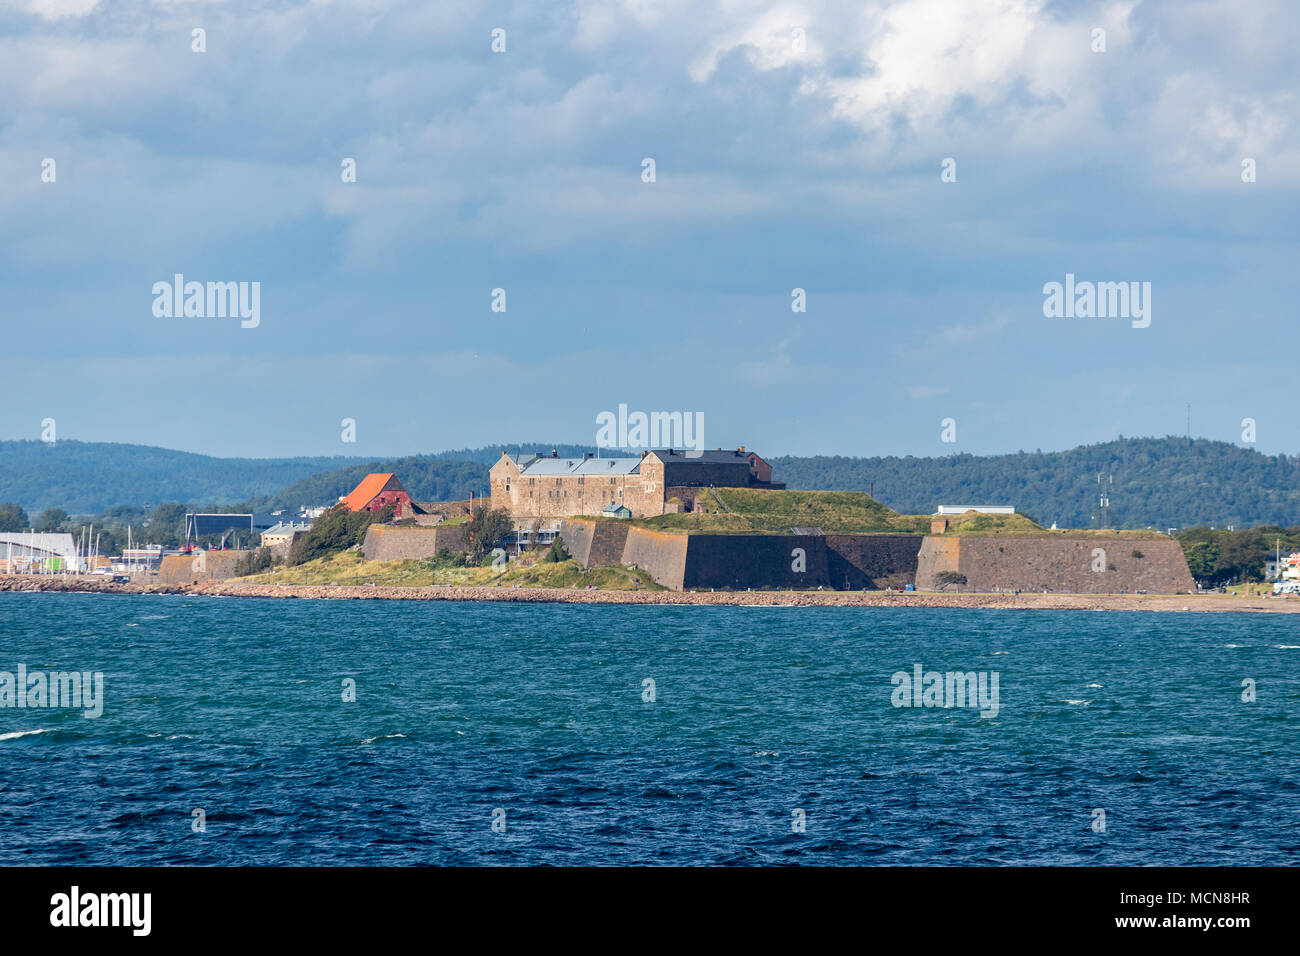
[[38, 508, 68, 532], [0, 503, 29, 532], [934, 570, 967, 591], [234, 547, 274, 576], [466, 508, 513, 562], [541, 537, 571, 563], [144, 502, 188, 548], [289, 504, 394, 566]]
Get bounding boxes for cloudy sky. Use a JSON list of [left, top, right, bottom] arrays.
[[1, 0, 1296, 458]]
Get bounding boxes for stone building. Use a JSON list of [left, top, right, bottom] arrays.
[[489, 447, 782, 518]]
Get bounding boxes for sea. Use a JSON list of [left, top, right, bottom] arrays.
[[1, 592, 1297, 866]]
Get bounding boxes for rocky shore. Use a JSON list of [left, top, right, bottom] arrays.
[[2, 573, 1296, 612]]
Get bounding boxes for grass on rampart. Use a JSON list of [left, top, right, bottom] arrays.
[[631, 488, 1167, 538], [636, 488, 927, 534], [238, 550, 662, 590]]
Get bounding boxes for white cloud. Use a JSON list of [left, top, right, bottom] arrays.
[[21, 0, 100, 21]]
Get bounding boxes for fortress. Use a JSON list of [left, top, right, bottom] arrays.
[[342, 444, 1197, 596], [489, 447, 782, 518]]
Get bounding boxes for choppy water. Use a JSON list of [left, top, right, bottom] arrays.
[[1, 592, 1297, 865]]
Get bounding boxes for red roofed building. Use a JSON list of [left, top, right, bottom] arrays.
[[341, 473, 412, 517]]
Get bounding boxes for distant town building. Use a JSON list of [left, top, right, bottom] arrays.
[[261, 521, 310, 547], [490, 447, 782, 519], [185, 513, 254, 540], [935, 505, 1016, 515], [341, 473, 413, 517], [0, 532, 80, 573], [259, 520, 311, 560]]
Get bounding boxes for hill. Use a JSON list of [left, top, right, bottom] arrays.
[[772, 437, 1300, 529], [4, 436, 1300, 530], [0, 441, 364, 514], [0, 440, 599, 514], [248, 457, 489, 512]]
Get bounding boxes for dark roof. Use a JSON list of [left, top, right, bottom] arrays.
[[649, 448, 752, 464]]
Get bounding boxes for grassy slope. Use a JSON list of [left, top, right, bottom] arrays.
[[637, 488, 928, 533], [632, 488, 1162, 537], [238, 550, 663, 590]]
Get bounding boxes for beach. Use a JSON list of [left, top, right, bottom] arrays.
[[2, 573, 1295, 613]]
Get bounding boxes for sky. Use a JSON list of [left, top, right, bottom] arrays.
[[1, 0, 1297, 459]]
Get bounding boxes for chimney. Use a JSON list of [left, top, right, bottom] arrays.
[[641, 450, 648, 459]]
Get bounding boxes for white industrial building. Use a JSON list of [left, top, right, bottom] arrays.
[[0, 532, 82, 573]]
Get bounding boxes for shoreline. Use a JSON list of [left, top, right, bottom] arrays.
[[2, 574, 1296, 613]]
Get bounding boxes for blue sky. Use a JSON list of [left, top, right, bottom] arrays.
[[1, 0, 1297, 458]]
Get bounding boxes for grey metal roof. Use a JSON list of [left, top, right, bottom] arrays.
[[262, 522, 309, 536], [516, 456, 641, 476]]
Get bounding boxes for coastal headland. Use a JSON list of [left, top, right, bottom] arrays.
[[3, 574, 1296, 613]]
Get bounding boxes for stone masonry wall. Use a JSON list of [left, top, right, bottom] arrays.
[[824, 535, 923, 589], [362, 525, 468, 562], [621, 528, 691, 591], [915, 535, 1194, 594], [560, 520, 632, 568], [158, 551, 248, 584], [682, 534, 831, 590]]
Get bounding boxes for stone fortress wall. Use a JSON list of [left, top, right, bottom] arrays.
[[361, 525, 469, 562], [558, 522, 1194, 594], [914, 535, 1194, 593]]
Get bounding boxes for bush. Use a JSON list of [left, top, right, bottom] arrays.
[[289, 504, 394, 565], [934, 570, 968, 590], [540, 538, 571, 563], [234, 546, 274, 576], [465, 508, 513, 562]]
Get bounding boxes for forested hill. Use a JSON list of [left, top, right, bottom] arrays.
[[4, 437, 1299, 529], [248, 457, 490, 512], [772, 437, 1300, 529], [0, 440, 592, 514], [0, 441, 361, 514]]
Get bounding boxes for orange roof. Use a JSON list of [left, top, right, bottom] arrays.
[[342, 473, 396, 511]]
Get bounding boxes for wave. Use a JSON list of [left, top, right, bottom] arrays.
[[0, 728, 51, 741], [359, 733, 407, 744]]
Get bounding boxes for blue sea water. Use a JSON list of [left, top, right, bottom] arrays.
[[1, 592, 1297, 866]]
